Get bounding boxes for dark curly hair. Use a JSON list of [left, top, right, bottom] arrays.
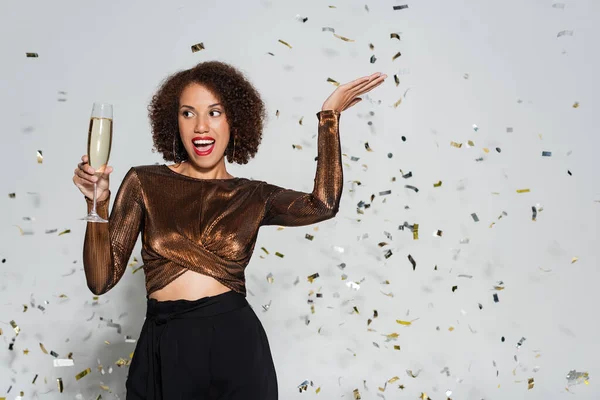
[[148, 61, 267, 165]]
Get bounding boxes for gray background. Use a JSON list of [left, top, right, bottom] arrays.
[[1, 0, 598, 398]]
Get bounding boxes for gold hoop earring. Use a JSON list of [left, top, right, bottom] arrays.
[[232, 132, 237, 163]]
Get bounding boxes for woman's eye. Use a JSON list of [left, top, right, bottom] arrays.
[[210, 110, 222, 117], [182, 110, 193, 118]]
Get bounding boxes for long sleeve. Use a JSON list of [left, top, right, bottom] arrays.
[[260, 109, 343, 227], [83, 167, 144, 295]]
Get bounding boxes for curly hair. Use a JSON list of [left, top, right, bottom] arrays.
[[148, 61, 267, 165]]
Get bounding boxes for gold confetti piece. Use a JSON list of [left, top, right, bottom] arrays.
[[433, 181, 442, 187], [528, 377, 535, 390], [353, 388, 362, 399], [413, 223, 419, 240], [392, 51, 401, 61], [9, 193, 16, 198], [39, 343, 49, 354], [572, 101, 579, 108], [57, 377, 64, 392], [328, 5, 336, 8], [333, 33, 354, 42], [386, 332, 399, 340], [76, 368, 92, 380], [191, 42, 205, 52], [449, 326, 455, 331], [307, 272, 320, 283], [275, 252, 284, 258], [37, 150, 43, 163], [406, 369, 421, 378], [10, 320, 20, 335], [278, 39, 292, 48], [393, 97, 402, 108], [22, 304, 28, 312], [26, 52, 39, 57], [326, 77, 340, 86], [390, 33, 401, 40], [388, 376, 400, 383], [450, 141, 463, 148], [517, 188, 530, 193], [58, 229, 71, 236], [420, 393, 431, 400], [467, 140, 475, 147], [571, 257, 578, 264], [305, 234, 314, 241], [364, 142, 373, 152], [396, 320, 412, 326], [292, 144, 303, 150], [483, 147, 490, 153]]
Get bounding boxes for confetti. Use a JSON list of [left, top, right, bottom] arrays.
[[394, 75, 400, 86], [396, 320, 412, 326], [433, 181, 442, 187], [406, 369, 421, 378], [572, 101, 580, 108], [322, 27, 335, 33], [404, 185, 419, 193], [393, 97, 402, 108], [190, 42, 205, 52], [57, 378, 64, 393], [566, 370, 589, 386], [407, 254, 416, 270], [571, 257, 578, 264], [393, 5, 409, 10], [26, 52, 39, 58], [37, 150, 43, 163], [294, 14, 308, 23], [450, 141, 463, 148], [364, 142, 373, 152], [528, 378, 535, 390], [552, 3, 566, 9], [278, 39, 292, 49], [473, 124, 479, 132], [516, 337, 527, 348], [542, 151, 552, 157], [392, 51, 401, 61], [557, 30, 574, 38], [307, 273, 319, 283], [493, 293, 499, 303], [471, 213, 479, 222], [333, 34, 354, 42], [75, 368, 92, 380], [370, 55, 377, 64], [516, 188, 530, 193], [390, 33, 401, 40]]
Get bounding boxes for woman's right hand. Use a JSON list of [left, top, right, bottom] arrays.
[[73, 155, 113, 202]]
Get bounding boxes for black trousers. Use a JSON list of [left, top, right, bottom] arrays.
[[125, 290, 278, 399]]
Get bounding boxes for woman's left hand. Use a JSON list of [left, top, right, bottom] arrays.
[[321, 72, 387, 112]]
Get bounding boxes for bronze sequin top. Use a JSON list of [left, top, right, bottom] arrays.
[[83, 110, 342, 296]]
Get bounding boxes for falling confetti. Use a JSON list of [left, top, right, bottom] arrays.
[[393, 5, 409, 10], [333, 33, 354, 42], [392, 51, 401, 61], [37, 150, 43, 163], [557, 30, 574, 38], [278, 39, 292, 49], [190, 42, 205, 52], [390, 33, 401, 40], [26, 52, 39, 58]]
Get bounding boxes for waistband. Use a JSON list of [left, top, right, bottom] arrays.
[[143, 290, 248, 399]]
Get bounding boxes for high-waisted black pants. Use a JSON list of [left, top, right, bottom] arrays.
[[125, 290, 278, 399]]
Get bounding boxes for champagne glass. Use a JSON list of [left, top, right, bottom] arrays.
[[81, 103, 113, 223]]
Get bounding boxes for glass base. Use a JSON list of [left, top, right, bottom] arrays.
[[81, 212, 108, 223]]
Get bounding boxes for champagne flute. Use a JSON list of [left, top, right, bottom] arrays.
[[81, 103, 113, 223]]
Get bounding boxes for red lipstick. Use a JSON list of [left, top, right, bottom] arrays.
[[191, 136, 216, 156]]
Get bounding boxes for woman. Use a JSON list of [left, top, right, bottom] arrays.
[[73, 61, 386, 399]]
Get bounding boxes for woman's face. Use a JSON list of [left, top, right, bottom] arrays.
[[178, 83, 230, 167]]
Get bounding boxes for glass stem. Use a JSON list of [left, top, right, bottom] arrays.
[[92, 181, 98, 215]]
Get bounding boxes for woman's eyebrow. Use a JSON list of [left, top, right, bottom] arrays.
[[180, 103, 222, 110]]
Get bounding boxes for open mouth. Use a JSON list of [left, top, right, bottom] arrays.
[[192, 138, 216, 155]]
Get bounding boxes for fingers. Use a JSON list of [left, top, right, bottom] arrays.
[[349, 74, 386, 97]]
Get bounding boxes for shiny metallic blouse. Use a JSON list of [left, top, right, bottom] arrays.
[[83, 110, 342, 296]]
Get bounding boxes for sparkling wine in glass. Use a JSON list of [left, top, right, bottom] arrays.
[[81, 103, 113, 223]]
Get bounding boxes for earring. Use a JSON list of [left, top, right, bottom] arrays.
[[231, 130, 237, 163], [172, 134, 179, 164]]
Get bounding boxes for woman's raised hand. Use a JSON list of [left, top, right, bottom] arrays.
[[73, 155, 113, 202], [321, 72, 387, 113]]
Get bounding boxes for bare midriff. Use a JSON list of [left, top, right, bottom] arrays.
[[148, 270, 232, 301]]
